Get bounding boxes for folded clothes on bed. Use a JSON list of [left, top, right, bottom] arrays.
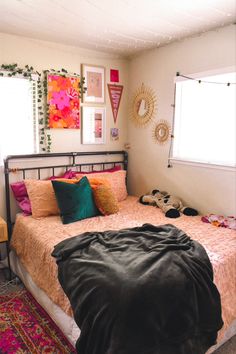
[[201, 214, 236, 230], [52, 223, 223, 354]]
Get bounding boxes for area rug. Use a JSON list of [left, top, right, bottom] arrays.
[[0, 288, 76, 353]]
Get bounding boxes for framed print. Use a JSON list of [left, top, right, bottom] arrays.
[[81, 64, 105, 104], [82, 107, 106, 144], [110, 127, 119, 141], [47, 74, 80, 129]]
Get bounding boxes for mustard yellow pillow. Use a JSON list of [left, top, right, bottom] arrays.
[[93, 184, 119, 215], [24, 179, 60, 218]]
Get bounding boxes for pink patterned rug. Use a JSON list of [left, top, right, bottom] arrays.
[[0, 288, 76, 353]]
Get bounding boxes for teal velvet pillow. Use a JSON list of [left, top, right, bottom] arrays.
[[51, 177, 100, 224]]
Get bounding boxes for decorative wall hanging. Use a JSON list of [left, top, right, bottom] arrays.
[[130, 83, 157, 126], [110, 69, 119, 83], [107, 84, 123, 124], [110, 128, 119, 141], [47, 74, 80, 129], [82, 106, 106, 144], [152, 120, 171, 144], [81, 64, 105, 104]]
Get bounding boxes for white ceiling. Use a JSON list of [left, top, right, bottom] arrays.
[[0, 0, 235, 57]]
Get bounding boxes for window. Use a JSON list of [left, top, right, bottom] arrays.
[[172, 71, 236, 168], [0, 76, 38, 165]]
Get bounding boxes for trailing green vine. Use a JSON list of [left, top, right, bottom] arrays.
[[0, 63, 86, 152]]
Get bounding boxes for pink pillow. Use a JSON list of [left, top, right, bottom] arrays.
[[10, 181, 32, 215], [48, 169, 77, 180], [73, 165, 121, 174]]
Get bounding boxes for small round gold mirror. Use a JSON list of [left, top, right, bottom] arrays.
[[153, 120, 171, 144], [130, 83, 157, 126]]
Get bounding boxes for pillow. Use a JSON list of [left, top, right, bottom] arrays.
[[52, 177, 100, 224], [24, 179, 60, 219], [54, 178, 78, 184], [10, 181, 32, 215], [50, 166, 121, 179], [78, 165, 121, 174], [48, 169, 77, 180], [93, 184, 119, 215], [76, 170, 127, 202], [54, 177, 110, 191], [83, 177, 111, 190]]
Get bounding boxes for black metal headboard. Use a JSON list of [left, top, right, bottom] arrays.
[[4, 150, 128, 238]]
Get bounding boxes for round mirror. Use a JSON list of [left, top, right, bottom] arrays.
[[153, 120, 171, 144], [130, 83, 157, 126]]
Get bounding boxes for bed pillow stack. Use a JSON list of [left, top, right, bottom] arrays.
[[16, 169, 125, 223]]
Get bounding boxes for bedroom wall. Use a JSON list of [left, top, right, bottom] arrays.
[[127, 25, 236, 216], [0, 32, 129, 218]]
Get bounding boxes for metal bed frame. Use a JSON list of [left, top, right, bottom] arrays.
[[4, 150, 128, 241]]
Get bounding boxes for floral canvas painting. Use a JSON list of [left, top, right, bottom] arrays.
[[47, 74, 80, 129]]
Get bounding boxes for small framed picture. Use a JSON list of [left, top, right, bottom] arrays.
[[81, 64, 105, 104], [82, 107, 106, 144], [110, 128, 119, 141]]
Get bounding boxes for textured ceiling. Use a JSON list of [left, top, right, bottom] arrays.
[[0, 0, 235, 57]]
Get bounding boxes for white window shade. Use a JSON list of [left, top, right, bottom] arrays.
[[0, 76, 38, 165], [172, 72, 236, 167]]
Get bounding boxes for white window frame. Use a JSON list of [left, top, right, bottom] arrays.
[[170, 66, 236, 171], [0, 72, 39, 165]]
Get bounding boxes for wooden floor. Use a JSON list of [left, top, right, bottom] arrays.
[[0, 268, 235, 353]]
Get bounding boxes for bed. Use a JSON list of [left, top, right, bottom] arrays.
[[4, 151, 236, 353]]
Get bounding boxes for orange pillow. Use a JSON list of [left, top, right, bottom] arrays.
[[93, 184, 119, 215], [24, 179, 59, 218]]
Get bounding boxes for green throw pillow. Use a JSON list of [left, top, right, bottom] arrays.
[[52, 177, 100, 224]]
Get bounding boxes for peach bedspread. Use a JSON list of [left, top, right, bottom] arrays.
[[11, 196, 236, 341]]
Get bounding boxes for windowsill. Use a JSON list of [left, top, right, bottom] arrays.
[[169, 158, 236, 172]]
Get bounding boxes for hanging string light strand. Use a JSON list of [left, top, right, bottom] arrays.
[[176, 72, 236, 86]]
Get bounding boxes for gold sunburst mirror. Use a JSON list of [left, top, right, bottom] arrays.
[[152, 120, 171, 144], [130, 83, 157, 126]]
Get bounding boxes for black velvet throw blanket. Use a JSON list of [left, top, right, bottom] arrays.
[[52, 223, 223, 354]]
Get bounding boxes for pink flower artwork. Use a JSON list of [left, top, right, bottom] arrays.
[[47, 74, 80, 129]]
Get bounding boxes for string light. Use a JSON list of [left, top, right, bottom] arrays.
[[176, 72, 236, 85]]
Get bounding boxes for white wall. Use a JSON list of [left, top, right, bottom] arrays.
[[0, 33, 129, 218], [127, 25, 236, 216]]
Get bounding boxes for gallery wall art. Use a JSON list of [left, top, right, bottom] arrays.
[[47, 74, 80, 129], [107, 84, 123, 124], [81, 64, 105, 104], [82, 106, 106, 144]]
